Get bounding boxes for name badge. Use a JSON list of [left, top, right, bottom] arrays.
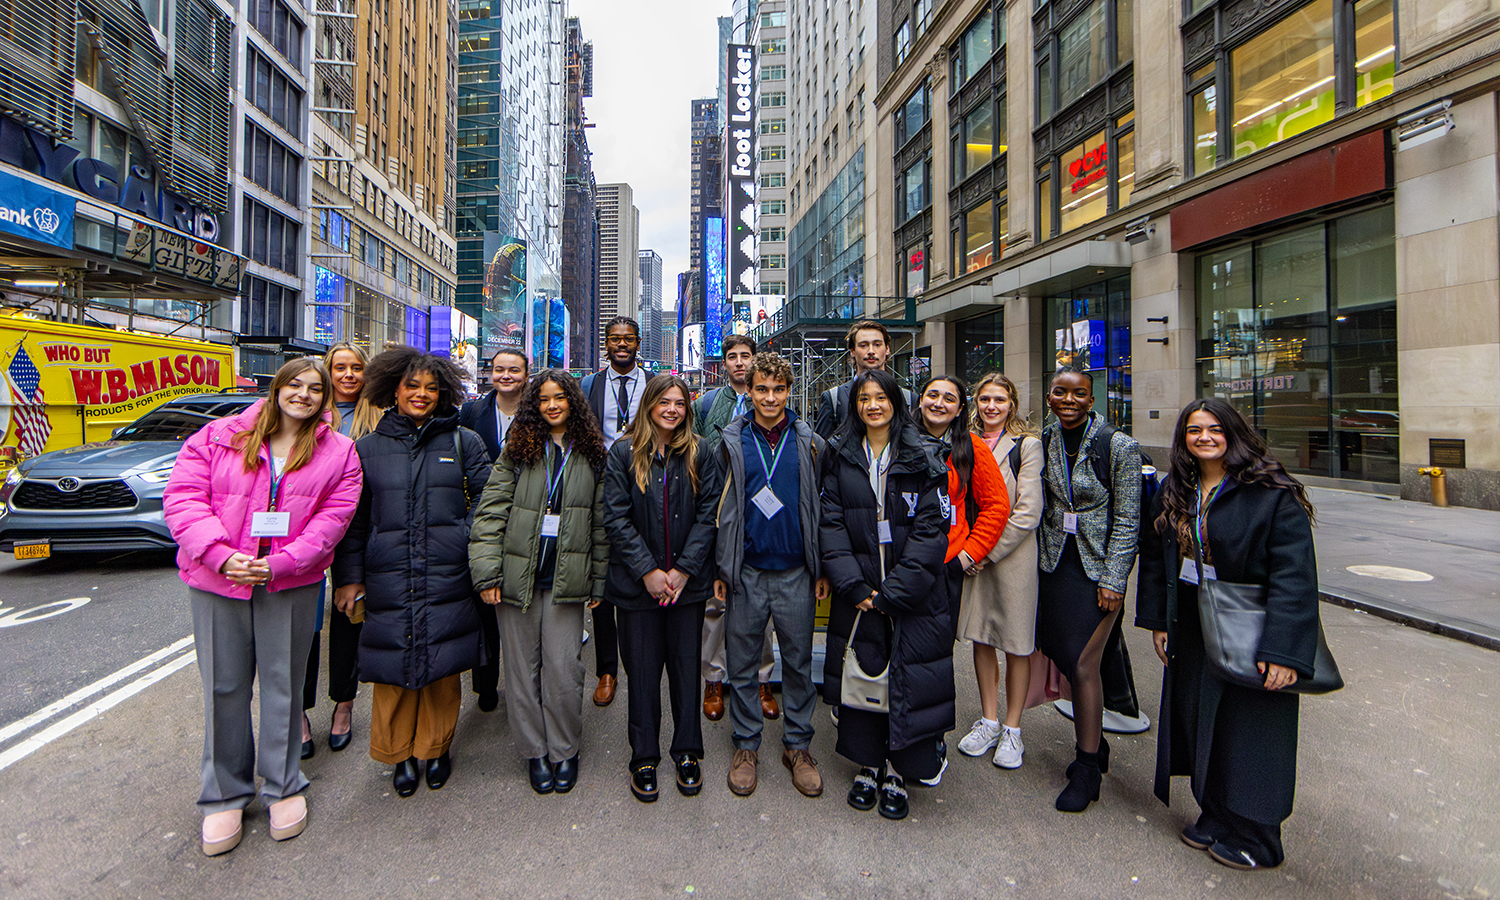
[[878, 520, 893, 544], [1063, 512, 1079, 534], [251, 511, 291, 537], [751, 485, 785, 519], [541, 514, 561, 538], [1179, 558, 1216, 584]]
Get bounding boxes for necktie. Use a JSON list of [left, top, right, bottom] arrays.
[[617, 375, 632, 427], [733, 392, 746, 418]]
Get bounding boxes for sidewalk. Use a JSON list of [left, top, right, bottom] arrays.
[[1308, 486, 1500, 650]]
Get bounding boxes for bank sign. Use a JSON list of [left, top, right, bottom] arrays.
[[0, 114, 221, 242], [0, 168, 74, 250]]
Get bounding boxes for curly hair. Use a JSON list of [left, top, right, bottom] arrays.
[[361, 346, 468, 417], [503, 369, 607, 471], [749, 351, 795, 388], [1155, 397, 1316, 556]]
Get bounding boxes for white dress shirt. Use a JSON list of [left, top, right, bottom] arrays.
[[601, 365, 646, 450]]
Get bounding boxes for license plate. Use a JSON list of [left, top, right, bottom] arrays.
[[14, 541, 50, 560]]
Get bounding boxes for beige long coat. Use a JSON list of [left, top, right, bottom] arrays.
[[958, 432, 1044, 655]]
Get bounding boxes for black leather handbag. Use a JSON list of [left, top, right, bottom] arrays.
[[1192, 533, 1343, 695]]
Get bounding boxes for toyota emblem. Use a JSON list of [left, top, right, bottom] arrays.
[[56, 477, 81, 493]]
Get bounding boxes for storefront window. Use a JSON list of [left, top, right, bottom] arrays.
[[1045, 276, 1132, 429], [1059, 131, 1109, 233], [964, 200, 994, 273], [956, 103, 994, 182], [1116, 118, 1135, 208], [1197, 207, 1396, 482], [1230, 3, 1335, 159], [1037, 173, 1052, 240], [956, 309, 1005, 386], [1354, 0, 1395, 108]]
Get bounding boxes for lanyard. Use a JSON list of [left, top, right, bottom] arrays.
[[264, 447, 286, 512], [754, 424, 791, 483], [864, 438, 891, 519], [616, 373, 635, 426], [1062, 439, 1077, 510], [1196, 478, 1226, 546], [546, 442, 573, 505]]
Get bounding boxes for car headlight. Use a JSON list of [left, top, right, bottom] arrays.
[[139, 465, 175, 483], [3, 468, 19, 488]]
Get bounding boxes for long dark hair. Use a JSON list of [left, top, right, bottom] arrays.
[[363, 346, 467, 418], [1155, 398, 1316, 553], [917, 374, 974, 496], [503, 369, 607, 472], [839, 369, 923, 456]]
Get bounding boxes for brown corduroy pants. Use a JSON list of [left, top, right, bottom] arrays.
[[368, 674, 462, 763]]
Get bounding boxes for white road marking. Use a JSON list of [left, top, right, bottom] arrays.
[[0, 649, 198, 773], [0, 635, 193, 745]]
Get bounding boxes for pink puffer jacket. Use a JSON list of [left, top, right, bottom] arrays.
[[163, 400, 363, 599]]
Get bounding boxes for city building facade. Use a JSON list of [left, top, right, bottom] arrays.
[[455, 0, 565, 369], [0, 0, 244, 348], [562, 15, 600, 368], [596, 182, 640, 354], [872, 0, 1499, 509], [753, 1, 790, 307], [306, 0, 459, 374], [638, 249, 663, 361]]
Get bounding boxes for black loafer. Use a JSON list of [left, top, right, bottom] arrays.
[[630, 764, 659, 803], [393, 757, 420, 797], [426, 751, 452, 790], [675, 756, 702, 797], [877, 774, 909, 821], [553, 754, 579, 794], [847, 767, 881, 812], [328, 730, 352, 752], [477, 690, 499, 713], [1181, 822, 1215, 851], [528, 758, 555, 794]]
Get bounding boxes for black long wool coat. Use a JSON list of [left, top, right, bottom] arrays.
[[1135, 478, 1321, 824]]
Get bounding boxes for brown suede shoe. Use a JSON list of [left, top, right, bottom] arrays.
[[703, 680, 725, 721], [593, 674, 617, 707], [728, 748, 758, 796], [782, 748, 823, 797], [759, 684, 780, 720]]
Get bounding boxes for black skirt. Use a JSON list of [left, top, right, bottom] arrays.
[[1035, 536, 1107, 680]]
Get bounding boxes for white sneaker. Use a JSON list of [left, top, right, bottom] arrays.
[[918, 747, 949, 787], [957, 718, 1002, 757], [992, 726, 1024, 769]]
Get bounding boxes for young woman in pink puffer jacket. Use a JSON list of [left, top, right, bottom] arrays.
[[163, 357, 362, 859]]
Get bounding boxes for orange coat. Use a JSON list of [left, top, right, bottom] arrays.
[[944, 432, 1010, 564]]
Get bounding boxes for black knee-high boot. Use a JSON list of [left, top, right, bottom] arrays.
[[1056, 745, 1102, 813]]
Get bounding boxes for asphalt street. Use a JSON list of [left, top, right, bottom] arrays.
[[0, 555, 1497, 899]]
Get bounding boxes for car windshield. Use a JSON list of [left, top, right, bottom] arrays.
[[113, 410, 218, 442]]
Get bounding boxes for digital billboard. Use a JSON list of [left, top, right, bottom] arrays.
[[482, 233, 528, 357], [705, 216, 726, 356], [725, 43, 758, 301], [681, 323, 705, 371]]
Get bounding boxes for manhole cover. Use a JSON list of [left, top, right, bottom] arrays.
[[1346, 565, 1434, 582]]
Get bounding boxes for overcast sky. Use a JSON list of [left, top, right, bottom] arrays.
[[567, 0, 730, 307]]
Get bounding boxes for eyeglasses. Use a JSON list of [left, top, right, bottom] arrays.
[[606, 335, 639, 345]]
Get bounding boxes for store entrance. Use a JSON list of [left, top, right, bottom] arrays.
[[1044, 275, 1132, 431]]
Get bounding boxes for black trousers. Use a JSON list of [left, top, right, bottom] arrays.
[[471, 603, 500, 698], [616, 602, 705, 767], [592, 599, 619, 678], [835, 705, 943, 781], [302, 606, 362, 710]]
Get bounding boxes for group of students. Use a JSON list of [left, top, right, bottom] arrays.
[[164, 315, 1325, 874]]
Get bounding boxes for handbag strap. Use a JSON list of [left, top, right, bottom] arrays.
[[847, 608, 864, 647]]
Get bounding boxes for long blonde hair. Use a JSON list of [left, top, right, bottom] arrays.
[[232, 358, 332, 472], [624, 375, 701, 493], [324, 342, 382, 439], [971, 372, 1037, 439]]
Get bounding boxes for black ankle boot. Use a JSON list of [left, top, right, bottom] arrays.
[[1098, 736, 1110, 774], [1055, 747, 1102, 813]]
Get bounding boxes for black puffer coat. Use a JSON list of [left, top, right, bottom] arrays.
[[602, 440, 721, 611], [819, 424, 954, 750], [333, 409, 492, 689]]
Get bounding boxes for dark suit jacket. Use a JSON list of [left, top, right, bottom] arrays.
[[457, 391, 504, 463], [581, 367, 660, 438]]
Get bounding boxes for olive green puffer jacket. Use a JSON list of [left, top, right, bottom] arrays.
[[468, 452, 607, 610]]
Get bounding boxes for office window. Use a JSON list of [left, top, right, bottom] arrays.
[[761, 65, 787, 80], [760, 118, 787, 134], [894, 18, 912, 66], [242, 198, 302, 274], [1035, 0, 1131, 123], [762, 254, 787, 269], [761, 226, 787, 242], [762, 37, 787, 54], [760, 145, 787, 161], [761, 199, 786, 215], [895, 82, 928, 146], [954, 101, 995, 182], [952, 9, 994, 87], [761, 91, 787, 108], [761, 10, 786, 27], [902, 159, 929, 222]]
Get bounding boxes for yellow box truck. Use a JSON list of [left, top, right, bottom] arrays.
[[0, 312, 235, 459]]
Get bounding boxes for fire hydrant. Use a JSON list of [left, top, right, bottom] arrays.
[[1418, 467, 1448, 507]]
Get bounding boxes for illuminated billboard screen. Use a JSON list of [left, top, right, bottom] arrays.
[[705, 216, 726, 355], [482, 233, 528, 356]]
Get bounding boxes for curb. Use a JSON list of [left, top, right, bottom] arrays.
[[1320, 590, 1500, 653]]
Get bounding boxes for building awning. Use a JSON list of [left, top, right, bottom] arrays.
[[917, 240, 1134, 322]]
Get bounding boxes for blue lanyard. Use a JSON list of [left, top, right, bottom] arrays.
[[1196, 479, 1225, 546], [1062, 438, 1077, 510], [546, 442, 573, 504], [754, 425, 790, 482]]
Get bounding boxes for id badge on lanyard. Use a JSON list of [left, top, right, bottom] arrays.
[[251, 452, 291, 537]]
